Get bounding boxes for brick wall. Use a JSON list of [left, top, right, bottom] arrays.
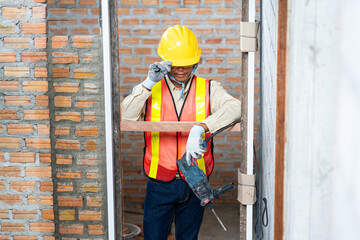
[[0, 0, 54, 239], [119, 0, 260, 203], [0, 0, 106, 239]]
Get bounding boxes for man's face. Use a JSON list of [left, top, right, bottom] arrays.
[[169, 65, 194, 82]]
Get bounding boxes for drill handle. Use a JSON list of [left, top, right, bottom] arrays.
[[213, 182, 235, 199]]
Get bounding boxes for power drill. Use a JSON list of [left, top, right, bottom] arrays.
[[177, 154, 234, 231]]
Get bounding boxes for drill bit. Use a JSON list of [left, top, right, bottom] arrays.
[[211, 208, 227, 231]]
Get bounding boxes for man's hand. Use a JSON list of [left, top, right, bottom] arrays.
[[186, 125, 207, 166], [142, 61, 172, 90]]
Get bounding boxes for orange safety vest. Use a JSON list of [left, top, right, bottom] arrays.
[[143, 75, 214, 182]]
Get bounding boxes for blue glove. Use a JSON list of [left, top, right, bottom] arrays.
[[142, 61, 172, 90], [186, 125, 207, 166]]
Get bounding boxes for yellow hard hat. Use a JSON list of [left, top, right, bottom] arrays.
[[157, 25, 201, 66]]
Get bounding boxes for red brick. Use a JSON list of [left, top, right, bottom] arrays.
[[29, 222, 55, 233], [60, 224, 83, 234], [0, 209, 9, 219], [77, 155, 98, 165], [59, 209, 75, 220], [36, 95, 49, 106], [0, 81, 18, 91], [81, 18, 97, 24], [0, 138, 21, 148], [10, 181, 35, 191], [52, 36, 68, 48], [0, 166, 21, 177], [33, 6, 47, 19], [84, 112, 96, 122], [13, 236, 37, 240], [40, 181, 53, 191], [71, 8, 88, 14], [57, 182, 74, 192], [79, 210, 101, 221], [53, 68, 70, 78], [74, 69, 95, 79], [35, 67, 48, 78], [0, 181, 5, 191], [21, 22, 47, 34], [0, 195, 22, 205], [2, 7, 27, 19], [52, 52, 79, 64], [184, 0, 200, 3], [122, 19, 139, 25], [79, 0, 96, 5], [4, 67, 29, 77], [39, 153, 51, 163], [75, 126, 99, 137], [42, 209, 54, 220], [55, 139, 80, 150], [26, 166, 52, 177], [1, 223, 25, 232], [59, 0, 76, 4], [88, 225, 103, 235], [72, 28, 89, 34], [24, 109, 49, 120], [35, 38, 47, 49], [36, 124, 49, 135], [28, 195, 53, 205], [5, 96, 31, 106], [58, 196, 82, 206], [0, 52, 16, 62], [120, 0, 135, 5], [7, 124, 33, 135], [13, 209, 37, 219], [56, 170, 81, 179], [10, 152, 35, 163], [55, 96, 71, 107], [73, 35, 93, 48], [86, 196, 102, 207], [85, 140, 97, 150], [55, 127, 70, 136], [21, 52, 47, 62], [23, 81, 48, 92], [24, 138, 48, 152], [80, 183, 100, 193], [142, 0, 159, 4], [55, 112, 81, 122]]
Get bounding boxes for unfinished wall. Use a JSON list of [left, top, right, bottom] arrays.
[[118, 0, 261, 204], [0, 0, 107, 239], [259, 0, 277, 238], [0, 0, 54, 239], [283, 0, 338, 239]]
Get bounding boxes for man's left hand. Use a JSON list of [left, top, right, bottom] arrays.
[[185, 125, 207, 166]]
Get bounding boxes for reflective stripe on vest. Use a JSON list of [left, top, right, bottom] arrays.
[[148, 82, 161, 179], [195, 77, 206, 174], [144, 76, 213, 181]]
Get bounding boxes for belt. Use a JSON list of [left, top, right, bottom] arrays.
[[175, 172, 181, 179]]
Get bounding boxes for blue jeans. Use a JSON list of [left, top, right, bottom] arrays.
[[143, 178, 205, 240]]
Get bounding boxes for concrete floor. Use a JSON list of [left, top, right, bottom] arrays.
[[123, 202, 240, 240]]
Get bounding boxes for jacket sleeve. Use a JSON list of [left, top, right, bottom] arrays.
[[120, 84, 152, 121], [202, 81, 241, 133]]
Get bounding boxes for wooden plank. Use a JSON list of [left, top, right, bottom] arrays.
[[274, 0, 288, 239], [120, 121, 241, 132], [240, 0, 249, 239], [108, 0, 122, 239]]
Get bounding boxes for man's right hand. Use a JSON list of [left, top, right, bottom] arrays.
[[142, 61, 172, 90]]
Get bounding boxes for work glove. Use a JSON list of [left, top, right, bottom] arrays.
[[186, 125, 207, 166], [142, 61, 172, 90]]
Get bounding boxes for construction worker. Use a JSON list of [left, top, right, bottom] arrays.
[[121, 25, 241, 240]]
